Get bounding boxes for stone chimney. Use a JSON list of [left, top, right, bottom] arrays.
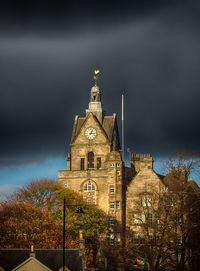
[[30, 245, 35, 258], [131, 153, 153, 174]]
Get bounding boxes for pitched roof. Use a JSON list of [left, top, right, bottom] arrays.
[[70, 113, 117, 143], [0, 249, 84, 271], [12, 256, 52, 271]]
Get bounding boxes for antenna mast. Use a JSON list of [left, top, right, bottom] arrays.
[[122, 94, 124, 161]]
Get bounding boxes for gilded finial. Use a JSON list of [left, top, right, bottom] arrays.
[[93, 69, 100, 85]]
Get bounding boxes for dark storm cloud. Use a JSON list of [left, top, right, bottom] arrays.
[[0, 0, 200, 168]]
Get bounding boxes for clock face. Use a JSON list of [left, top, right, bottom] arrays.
[[85, 127, 97, 140]]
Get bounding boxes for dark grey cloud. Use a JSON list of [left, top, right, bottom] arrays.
[[0, 0, 200, 168]]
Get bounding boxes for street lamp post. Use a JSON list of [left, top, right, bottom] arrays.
[[63, 197, 66, 271], [63, 197, 84, 271]]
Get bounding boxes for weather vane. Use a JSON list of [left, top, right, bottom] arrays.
[[93, 69, 100, 85]]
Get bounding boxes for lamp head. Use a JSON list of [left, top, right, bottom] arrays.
[[76, 207, 84, 214]]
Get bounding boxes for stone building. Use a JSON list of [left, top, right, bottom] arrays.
[[58, 77, 125, 244], [58, 74, 200, 262]]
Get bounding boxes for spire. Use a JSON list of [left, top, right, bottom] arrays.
[[86, 70, 104, 123]]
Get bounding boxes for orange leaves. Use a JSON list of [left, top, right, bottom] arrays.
[[0, 202, 77, 249]]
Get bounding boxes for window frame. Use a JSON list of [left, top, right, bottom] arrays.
[[97, 157, 101, 169], [80, 158, 85, 170], [88, 152, 94, 169], [110, 202, 115, 210], [110, 185, 115, 194], [87, 198, 95, 205], [116, 232, 121, 243], [109, 232, 114, 245], [84, 182, 95, 192], [116, 201, 120, 210], [142, 196, 152, 207], [109, 216, 115, 226]]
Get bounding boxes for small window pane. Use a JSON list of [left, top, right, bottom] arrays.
[[88, 152, 94, 169], [148, 213, 152, 225], [142, 196, 151, 207], [117, 171, 120, 176], [117, 232, 120, 242], [110, 202, 114, 210], [109, 216, 115, 226], [84, 182, 95, 192], [116, 201, 120, 210], [110, 185, 115, 193], [110, 232, 114, 245], [80, 158, 85, 170], [87, 198, 95, 205], [97, 157, 101, 169]]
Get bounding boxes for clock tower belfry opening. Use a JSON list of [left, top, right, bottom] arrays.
[[86, 72, 104, 124]]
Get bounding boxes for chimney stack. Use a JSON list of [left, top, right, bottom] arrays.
[[30, 245, 35, 258]]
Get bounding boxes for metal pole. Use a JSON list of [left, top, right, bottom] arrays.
[[122, 94, 124, 161], [63, 197, 66, 271]]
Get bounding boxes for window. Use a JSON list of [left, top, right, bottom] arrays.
[[110, 163, 115, 167], [155, 213, 160, 224], [110, 185, 115, 194], [148, 213, 152, 225], [87, 198, 95, 205], [110, 202, 114, 210], [116, 232, 121, 242], [133, 232, 139, 244], [109, 232, 114, 245], [142, 196, 151, 207], [133, 213, 145, 224], [109, 216, 115, 226], [166, 196, 175, 206], [84, 182, 95, 192], [133, 232, 145, 245], [148, 233, 153, 243], [80, 158, 85, 170], [116, 171, 120, 176], [97, 157, 101, 169], [116, 201, 120, 210], [88, 152, 94, 169], [176, 234, 182, 245], [116, 163, 120, 167], [176, 214, 182, 224]]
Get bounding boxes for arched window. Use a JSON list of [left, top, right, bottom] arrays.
[[88, 152, 94, 169], [84, 182, 95, 192]]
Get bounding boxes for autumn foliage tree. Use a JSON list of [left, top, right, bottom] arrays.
[[10, 179, 106, 239], [0, 202, 78, 249], [3, 179, 107, 270], [10, 178, 57, 211]]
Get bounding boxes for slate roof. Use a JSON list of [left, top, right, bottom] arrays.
[[0, 249, 84, 271], [71, 113, 117, 144]]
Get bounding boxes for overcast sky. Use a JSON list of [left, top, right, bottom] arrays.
[[0, 0, 200, 196]]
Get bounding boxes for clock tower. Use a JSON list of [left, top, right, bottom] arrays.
[[58, 73, 125, 243]]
